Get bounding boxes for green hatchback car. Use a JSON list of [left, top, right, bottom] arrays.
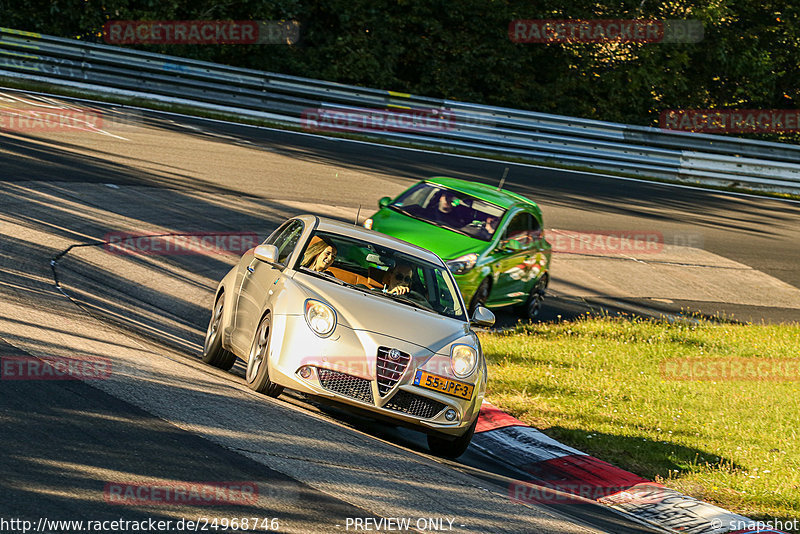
[[364, 177, 551, 320]]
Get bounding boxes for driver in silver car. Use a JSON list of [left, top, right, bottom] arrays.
[[383, 262, 413, 295]]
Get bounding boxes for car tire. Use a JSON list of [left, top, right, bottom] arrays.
[[469, 278, 491, 316], [427, 418, 478, 459], [516, 275, 547, 321], [202, 293, 237, 371], [245, 313, 284, 398]]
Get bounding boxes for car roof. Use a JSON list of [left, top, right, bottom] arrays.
[[425, 176, 540, 211], [295, 214, 446, 266]]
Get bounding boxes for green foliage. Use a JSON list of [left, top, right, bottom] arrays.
[[1, 0, 798, 141]]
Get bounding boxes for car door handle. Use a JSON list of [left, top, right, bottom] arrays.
[[247, 266, 255, 273]]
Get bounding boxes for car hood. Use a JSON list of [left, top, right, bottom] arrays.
[[292, 271, 469, 353], [370, 208, 487, 260]]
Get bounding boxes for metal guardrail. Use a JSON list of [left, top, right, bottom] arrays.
[[2, 26, 800, 193]]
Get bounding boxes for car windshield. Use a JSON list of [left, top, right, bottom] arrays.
[[296, 231, 467, 321], [390, 182, 506, 242]]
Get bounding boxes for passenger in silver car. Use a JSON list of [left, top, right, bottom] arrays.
[[302, 237, 337, 273]]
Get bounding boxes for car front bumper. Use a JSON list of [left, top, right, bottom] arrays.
[[267, 315, 485, 437]]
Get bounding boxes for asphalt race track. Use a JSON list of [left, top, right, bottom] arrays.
[[1, 89, 799, 533]]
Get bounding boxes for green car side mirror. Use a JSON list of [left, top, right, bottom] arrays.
[[378, 196, 391, 209]]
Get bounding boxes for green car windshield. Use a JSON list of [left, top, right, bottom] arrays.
[[297, 231, 467, 321], [390, 182, 506, 241]]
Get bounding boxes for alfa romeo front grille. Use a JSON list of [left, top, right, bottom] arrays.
[[376, 346, 411, 396], [385, 390, 446, 419], [317, 368, 373, 404]]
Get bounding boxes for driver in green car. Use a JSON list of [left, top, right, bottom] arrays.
[[428, 189, 471, 228]]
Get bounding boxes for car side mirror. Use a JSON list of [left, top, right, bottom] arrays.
[[378, 196, 391, 209], [253, 244, 279, 263], [470, 305, 495, 327]]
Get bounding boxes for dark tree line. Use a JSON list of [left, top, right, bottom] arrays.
[[2, 0, 798, 139]]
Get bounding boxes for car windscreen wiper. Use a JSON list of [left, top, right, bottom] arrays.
[[373, 289, 436, 313], [391, 294, 436, 313], [388, 204, 414, 218]]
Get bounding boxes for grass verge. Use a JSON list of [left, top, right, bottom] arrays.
[[2, 77, 799, 202], [480, 316, 800, 529]]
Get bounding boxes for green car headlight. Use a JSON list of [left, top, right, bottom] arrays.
[[451, 344, 477, 377], [304, 299, 337, 337], [446, 253, 478, 275]]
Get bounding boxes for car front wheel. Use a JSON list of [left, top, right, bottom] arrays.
[[202, 293, 237, 371], [516, 275, 547, 321], [246, 313, 284, 397], [427, 418, 478, 459], [469, 278, 491, 316]]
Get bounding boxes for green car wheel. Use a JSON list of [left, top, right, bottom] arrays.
[[469, 278, 491, 315], [516, 276, 547, 321]]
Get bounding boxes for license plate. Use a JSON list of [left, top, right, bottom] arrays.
[[414, 370, 474, 400]]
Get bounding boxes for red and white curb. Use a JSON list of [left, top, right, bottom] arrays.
[[473, 403, 786, 534]]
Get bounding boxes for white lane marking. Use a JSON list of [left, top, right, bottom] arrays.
[[0, 91, 129, 140], [0, 107, 129, 140], [0, 90, 74, 110]]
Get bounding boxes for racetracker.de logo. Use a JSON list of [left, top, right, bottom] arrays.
[[660, 109, 800, 134], [549, 230, 664, 255], [509, 19, 703, 43], [509, 481, 666, 505], [661, 358, 800, 381], [1, 355, 112, 380], [0, 107, 103, 132], [301, 107, 456, 134], [103, 20, 300, 45], [103, 232, 259, 256], [104, 481, 258, 506]]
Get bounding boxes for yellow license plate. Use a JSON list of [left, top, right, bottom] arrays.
[[414, 370, 474, 400]]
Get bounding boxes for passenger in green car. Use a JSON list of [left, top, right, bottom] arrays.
[[474, 215, 498, 241]]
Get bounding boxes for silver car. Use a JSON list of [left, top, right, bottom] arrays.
[[202, 215, 495, 457]]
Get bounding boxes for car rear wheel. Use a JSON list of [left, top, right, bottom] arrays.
[[202, 293, 237, 371], [469, 278, 491, 316], [427, 418, 478, 459], [246, 313, 284, 397], [516, 275, 547, 321]]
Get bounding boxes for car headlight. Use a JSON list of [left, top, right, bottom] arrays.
[[304, 299, 337, 337], [446, 253, 478, 275], [363, 218, 373, 230], [451, 344, 477, 377]]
